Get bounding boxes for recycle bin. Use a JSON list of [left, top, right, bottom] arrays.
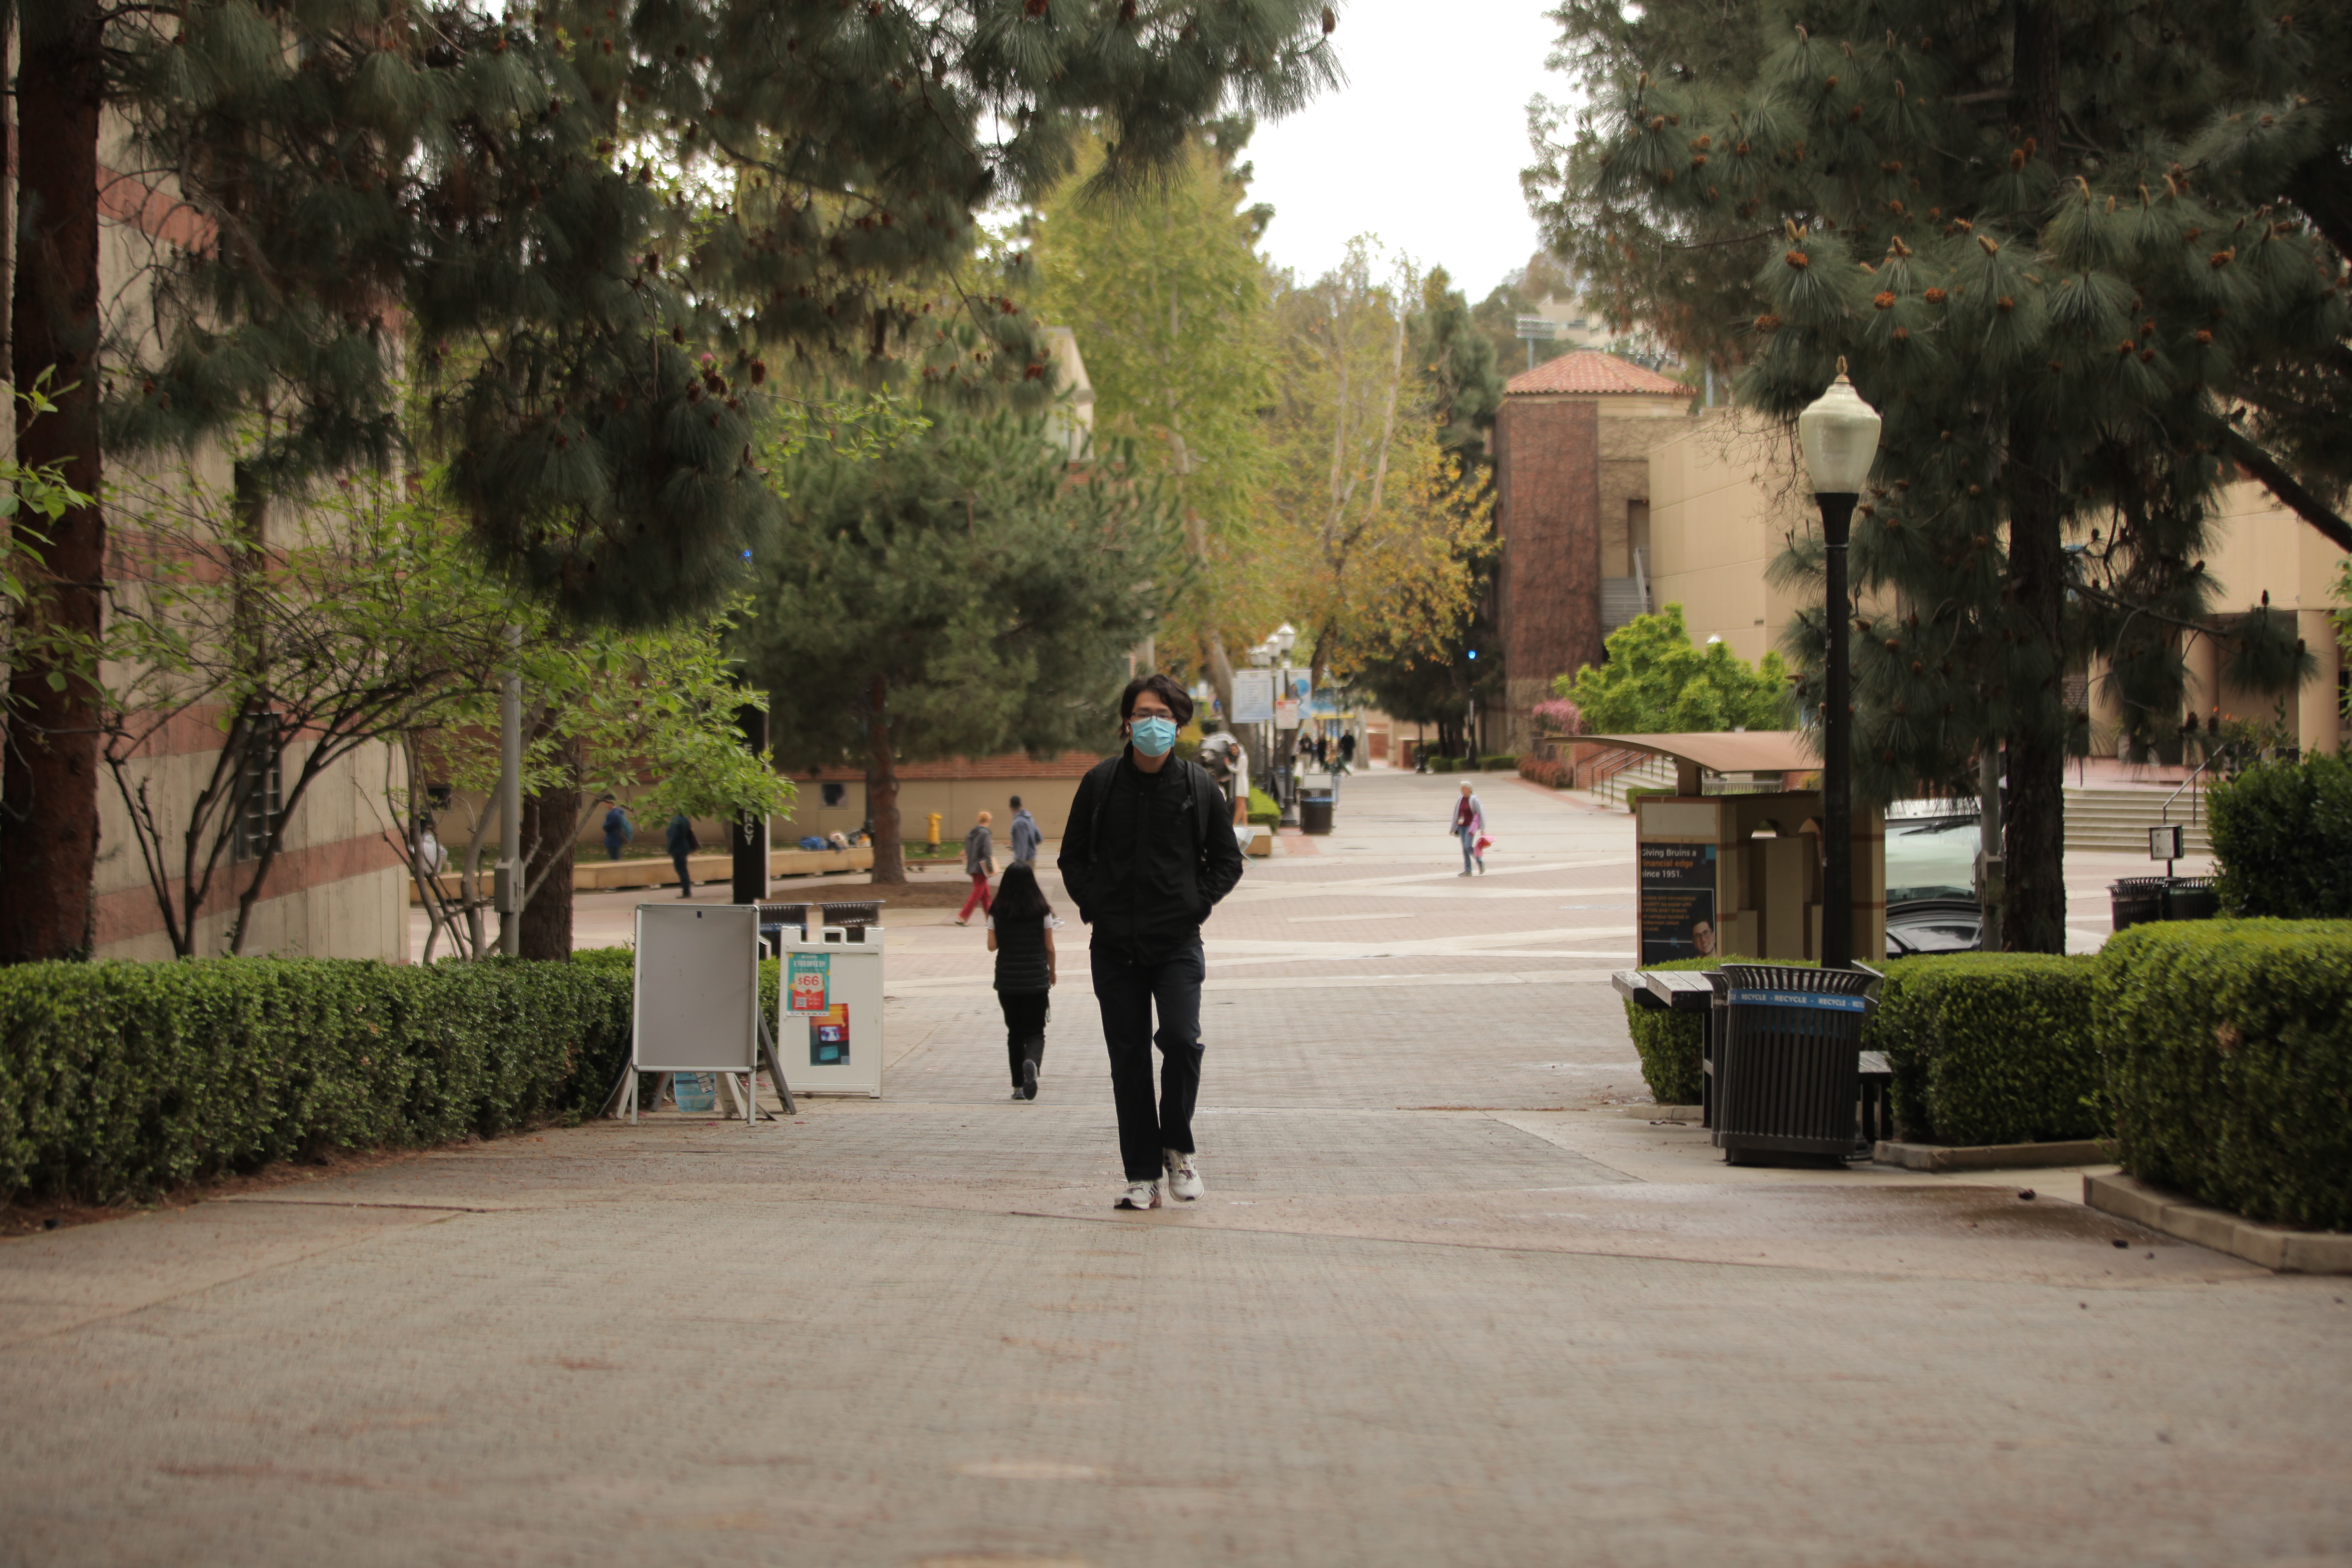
[[2162, 877, 2219, 921], [1299, 788, 1335, 835], [1712, 962, 1878, 1164], [2109, 877, 2169, 931]]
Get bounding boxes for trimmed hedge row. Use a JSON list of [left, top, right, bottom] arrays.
[[1873, 954, 2101, 1146], [2096, 920, 2352, 1229], [0, 958, 632, 1204], [1617, 924, 2350, 1229]]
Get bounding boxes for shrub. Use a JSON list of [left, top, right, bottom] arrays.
[[0, 958, 632, 1204], [1518, 756, 1573, 789], [2094, 920, 2352, 1228], [1479, 753, 1519, 771], [1617, 954, 1817, 1104], [1428, 755, 1459, 774], [1872, 954, 2102, 1145], [1246, 787, 1279, 827], [2206, 753, 2352, 918]]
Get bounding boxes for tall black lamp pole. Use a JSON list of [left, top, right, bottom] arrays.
[[1797, 359, 1883, 971], [729, 701, 770, 906]]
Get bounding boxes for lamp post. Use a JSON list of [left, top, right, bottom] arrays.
[[1795, 359, 1882, 970]]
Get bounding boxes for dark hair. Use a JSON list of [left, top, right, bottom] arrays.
[[991, 861, 1053, 922], [1008, 794, 1022, 809], [1119, 671, 1194, 727]]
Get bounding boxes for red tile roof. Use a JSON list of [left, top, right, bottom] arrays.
[[1505, 350, 1689, 397]]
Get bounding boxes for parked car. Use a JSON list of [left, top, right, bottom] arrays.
[[1883, 806, 1986, 955]]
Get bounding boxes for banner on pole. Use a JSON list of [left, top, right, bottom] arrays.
[[1230, 669, 1275, 723]]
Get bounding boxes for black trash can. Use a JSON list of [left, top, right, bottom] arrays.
[[2109, 877, 2168, 932], [2163, 877, 2219, 922], [1712, 962, 1879, 1164], [1299, 789, 1335, 835]]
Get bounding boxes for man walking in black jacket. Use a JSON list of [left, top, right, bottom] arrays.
[[1059, 673, 1247, 1210]]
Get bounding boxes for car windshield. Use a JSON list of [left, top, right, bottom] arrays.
[[1884, 815, 1979, 903]]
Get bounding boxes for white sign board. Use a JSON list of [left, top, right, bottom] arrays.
[[631, 903, 759, 1073], [778, 928, 885, 1098], [1274, 699, 1300, 730], [1230, 668, 1275, 724]]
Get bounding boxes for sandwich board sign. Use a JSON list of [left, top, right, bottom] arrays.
[[618, 902, 789, 1124], [778, 926, 885, 1098]]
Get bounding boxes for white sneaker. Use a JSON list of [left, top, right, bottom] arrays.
[[1163, 1149, 1204, 1202], [1115, 1180, 1161, 1211]]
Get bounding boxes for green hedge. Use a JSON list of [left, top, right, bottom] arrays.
[[2207, 753, 2352, 918], [1616, 955, 1810, 1104], [0, 958, 632, 1204], [1479, 754, 1520, 771], [1427, 755, 1460, 773], [2095, 920, 2352, 1228], [1872, 953, 2101, 1145], [1247, 787, 1279, 827]]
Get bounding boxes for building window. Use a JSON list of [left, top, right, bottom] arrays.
[[232, 713, 283, 862]]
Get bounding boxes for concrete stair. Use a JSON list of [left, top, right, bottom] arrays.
[[2061, 786, 2211, 856], [1592, 754, 1678, 807]]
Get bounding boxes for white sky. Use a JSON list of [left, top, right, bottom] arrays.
[[1244, 0, 1574, 300]]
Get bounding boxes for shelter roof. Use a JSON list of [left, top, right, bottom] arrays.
[[1587, 732, 1817, 774]]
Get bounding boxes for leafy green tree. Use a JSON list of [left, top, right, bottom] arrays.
[[1560, 603, 1789, 734], [1469, 254, 1580, 377], [737, 410, 1183, 883], [1026, 121, 1278, 719], [1544, 0, 2349, 950], [4, 0, 1340, 962]]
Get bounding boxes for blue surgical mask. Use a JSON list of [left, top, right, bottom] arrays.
[[1130, 716, 1179, 757]]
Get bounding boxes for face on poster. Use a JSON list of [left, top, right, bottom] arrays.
[[1640, 843, 1718, 965]]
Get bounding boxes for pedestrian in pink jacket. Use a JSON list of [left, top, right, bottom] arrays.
[[1450, 782, 1486, 875]]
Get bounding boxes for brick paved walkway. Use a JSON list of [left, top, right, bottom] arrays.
[[10, 769, 2348, 1566]]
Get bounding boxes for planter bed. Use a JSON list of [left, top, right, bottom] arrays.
[[1873, 1138, 2110, 1172], [2085, 1172, 2352, 1274]]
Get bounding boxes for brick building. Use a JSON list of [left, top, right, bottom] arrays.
[[1491, 352, 1696, 753]]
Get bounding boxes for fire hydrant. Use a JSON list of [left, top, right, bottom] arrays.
[[926, 812, 942, 850]]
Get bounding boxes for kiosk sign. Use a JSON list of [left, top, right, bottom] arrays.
[[787, 951, 830, 1014], [1640, 843, 1718, 964]]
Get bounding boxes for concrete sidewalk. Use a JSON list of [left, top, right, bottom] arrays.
[[8, 769, 2349, 1566]]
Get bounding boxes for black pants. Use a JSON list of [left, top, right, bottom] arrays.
[[671, 850, 693, 896], [1089, 941, 1204, 1182], [999, 990, 1048, 1087]]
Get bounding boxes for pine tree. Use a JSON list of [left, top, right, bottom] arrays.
[[735, 410, 1184, 884], [3, 0, 1339, 962], [1549, 0, 2349, 951]]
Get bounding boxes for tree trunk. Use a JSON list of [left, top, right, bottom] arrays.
[[518, 733, 579, 961], [2003, 417, 2069, 954], [865, 675, 905, 884], [1, 3, 105, 964]]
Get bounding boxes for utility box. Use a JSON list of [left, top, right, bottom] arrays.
[[1636, 793, 1884, 965]]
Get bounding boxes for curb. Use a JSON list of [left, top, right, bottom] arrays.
[[2082, 1172, 2352, 1274], [1872, 1138, 2109, 1172]]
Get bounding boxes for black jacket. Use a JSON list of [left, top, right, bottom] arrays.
[[1058, 752, 1246, 956]]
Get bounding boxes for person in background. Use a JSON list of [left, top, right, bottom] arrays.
[[954, 809, 996, 926], [1450, 781, 1486, 876], [601, 798, 632, 861], [1059, 673, 1247, 1211], [985, 861, 1060, 1101], [1338, 731, 1357, 769], [666, 811, 700, 897], [1008, 795, 1042, 866]]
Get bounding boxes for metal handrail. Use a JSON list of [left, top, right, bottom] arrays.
[[2161, 750, 2216, 830]]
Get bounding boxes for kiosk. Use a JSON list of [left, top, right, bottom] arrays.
[[1593, 732, 1885, 965]]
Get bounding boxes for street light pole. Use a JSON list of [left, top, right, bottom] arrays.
[[1796, 360, 1882, 972]]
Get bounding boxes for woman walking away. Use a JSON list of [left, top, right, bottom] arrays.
[[955, 810, 996, 925], [1451, 782, 1486, 876], [987, 862, 1060, 1100]]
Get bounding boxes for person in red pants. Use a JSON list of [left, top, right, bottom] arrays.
[[954, 810, 996, 925]]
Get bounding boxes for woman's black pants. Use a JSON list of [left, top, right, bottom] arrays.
[[998, 990, 1048, 1087]]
